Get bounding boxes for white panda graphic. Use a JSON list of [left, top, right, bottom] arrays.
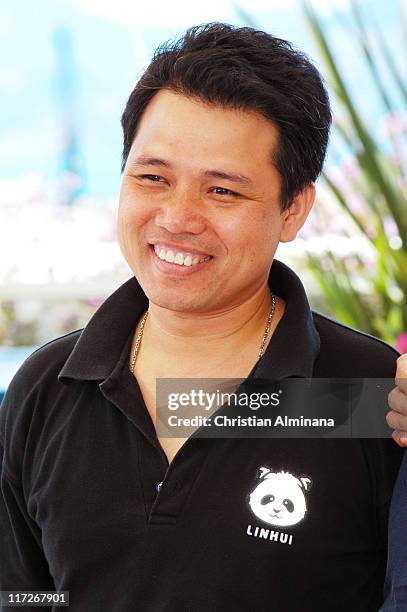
[[248, 467, 312, 527]]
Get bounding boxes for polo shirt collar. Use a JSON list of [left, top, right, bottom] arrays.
[[58, 259, 320, 384]]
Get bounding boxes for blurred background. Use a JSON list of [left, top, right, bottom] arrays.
[[1, 0, 406, 398]]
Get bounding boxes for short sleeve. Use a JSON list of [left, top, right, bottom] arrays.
[[361, 438, 404, 547]]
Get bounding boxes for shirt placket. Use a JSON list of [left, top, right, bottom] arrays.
[[100, 360, 210, 526]]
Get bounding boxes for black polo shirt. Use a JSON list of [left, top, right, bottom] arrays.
[[0, 259, 403, 612]]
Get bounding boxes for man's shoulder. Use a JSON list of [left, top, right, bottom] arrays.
[[0, 330, 84, 478], [0, 330, 83, 436], [312, 310, 399, 377], [10, 329, 82, 391]]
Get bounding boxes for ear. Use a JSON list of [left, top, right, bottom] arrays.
[[279, 183, 316, 243], [300, 477, 312, 492], [258, 466, 272, 480]]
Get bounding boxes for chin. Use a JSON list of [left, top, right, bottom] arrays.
[[133, 265, 212, 311], [148, 292, 210, 313]]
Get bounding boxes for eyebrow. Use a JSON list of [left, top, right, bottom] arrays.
[[128, 155, 254, 188]]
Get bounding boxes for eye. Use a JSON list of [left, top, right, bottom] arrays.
[[211, 186, 240, 197], [139, 174, 166, 182], [283, 499, 294, 513], [260, 494, 275, 505]]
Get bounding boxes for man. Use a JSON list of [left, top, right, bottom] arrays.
[[0, 22, 405, 611]]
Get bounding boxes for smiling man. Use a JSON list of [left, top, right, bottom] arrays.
[[117, 87, 307, 463], [0, 22, 406, 612]]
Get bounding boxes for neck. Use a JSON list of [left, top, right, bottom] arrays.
[[141, 284, 278, 362]]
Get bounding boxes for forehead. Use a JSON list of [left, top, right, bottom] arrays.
[[262, 473, 300, 488], [128, 89, 280, 177]]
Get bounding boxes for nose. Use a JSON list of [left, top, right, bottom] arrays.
[[273, 508, 281, 514], [154, 189, 207, 235]]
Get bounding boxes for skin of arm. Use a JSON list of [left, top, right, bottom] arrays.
[[387, 354, 407, 446]]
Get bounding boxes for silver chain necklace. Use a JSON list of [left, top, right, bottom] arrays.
[[129, 293, 276, 373]]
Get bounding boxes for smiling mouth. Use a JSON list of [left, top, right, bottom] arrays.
[[150, 244, 214, 268]]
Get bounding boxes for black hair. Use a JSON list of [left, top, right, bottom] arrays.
[[121, 22, 332, 210]]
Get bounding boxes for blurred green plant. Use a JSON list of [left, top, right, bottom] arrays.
[[302, 0, 407, 347], [235, 1, 407, 347]]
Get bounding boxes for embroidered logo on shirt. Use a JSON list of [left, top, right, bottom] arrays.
[[248, 466, 312, 528]]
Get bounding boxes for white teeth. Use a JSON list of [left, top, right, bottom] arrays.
[[154, 245, 211, 266]]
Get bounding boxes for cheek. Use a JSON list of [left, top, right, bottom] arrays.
[[291, 495, 305, 514], [117, 191, 152, 246], [235, 214, 280, 265]]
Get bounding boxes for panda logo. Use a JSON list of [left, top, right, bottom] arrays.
[[248, 467, 312, 527]]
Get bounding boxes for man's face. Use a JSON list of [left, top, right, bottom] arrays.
[[117, 89, 308, 313]]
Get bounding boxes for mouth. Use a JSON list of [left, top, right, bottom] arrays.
[[149, 243, 214, 275]]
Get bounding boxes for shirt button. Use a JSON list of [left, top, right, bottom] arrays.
[[156, 481, 163, 492]]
